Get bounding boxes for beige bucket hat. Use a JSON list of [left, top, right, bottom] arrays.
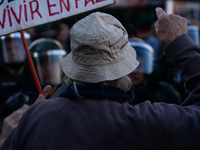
[[61, 12, 139, 83]]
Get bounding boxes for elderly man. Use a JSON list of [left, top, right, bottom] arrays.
[[1, 8, 200, 150]]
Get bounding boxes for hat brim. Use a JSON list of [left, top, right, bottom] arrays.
[[61, 44, 139, 83]]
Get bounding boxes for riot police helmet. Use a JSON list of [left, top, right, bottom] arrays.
[[0, 32, 31, 65], [128, 39, 154, 75], [29, 38, 67, 86]]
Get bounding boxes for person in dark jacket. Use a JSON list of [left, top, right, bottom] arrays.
[[128, 39, 182, 105], [0, 32, 38, 147], [1, 8, 200, 150], [151, 52, 188, 102], [29, 38, 67, 98]]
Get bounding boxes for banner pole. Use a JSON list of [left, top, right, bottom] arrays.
[[20, 30, 43, 95]]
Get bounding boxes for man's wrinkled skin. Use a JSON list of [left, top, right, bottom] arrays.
[[154, 7, 188, 46]]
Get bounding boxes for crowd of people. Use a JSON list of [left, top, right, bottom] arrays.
[[0, 6, 200, 150], [0, 27, 68, 146]]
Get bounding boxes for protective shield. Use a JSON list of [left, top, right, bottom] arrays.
[[0, 32, 30, 64], [128, 40, 154, 75], [187, 25, 199, 45], [32, 50, 66, 86]]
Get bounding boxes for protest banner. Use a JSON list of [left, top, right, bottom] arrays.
[[0, 0, 115, 95], [0, 0, 115, 36]]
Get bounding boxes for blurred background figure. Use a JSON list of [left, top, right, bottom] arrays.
[[54, 22, 71, 54], [1, 33, 28, 68], [187, 24, 199, 45], [29, 38, 67, 98], [150, 52, 188, 102], [123, 23, 137, 38], [0, 32, 38, 116], [123, 23, 145, 43], [128, 39, 182, 106], [146, 21, 163, 61], [0, 32, 38, 145], [25, 27, 40, 42], [187, 12, 200, 45], [37, 23, 56, 39], [148, 24, 199, 103]]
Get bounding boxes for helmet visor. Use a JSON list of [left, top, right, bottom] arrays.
[[134, 47, 154, 74], [33, 50, 66, 86], [1, 37, 26, 64]]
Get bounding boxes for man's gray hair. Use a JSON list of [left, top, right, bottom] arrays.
[[63, 75, 132, 92]]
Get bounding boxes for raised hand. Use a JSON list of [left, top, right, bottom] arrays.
[[154, 7, 188, 46]]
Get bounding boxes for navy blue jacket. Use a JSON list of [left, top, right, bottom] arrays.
[[1, 34, 200, 150]]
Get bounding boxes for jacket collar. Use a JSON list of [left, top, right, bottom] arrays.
[[59, 82, 134, 102]]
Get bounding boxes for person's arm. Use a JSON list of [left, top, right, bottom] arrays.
[[0, 105, 29, 147], [155, 7, 200, 105], [153, 8, 200, 149]]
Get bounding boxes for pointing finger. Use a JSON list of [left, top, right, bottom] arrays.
[[156, 7, 166, 18]]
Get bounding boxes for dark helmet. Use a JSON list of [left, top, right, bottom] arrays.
[[29, 38, 67, 86], [0, 32, 31, 65], [128, 39, 154, 75]]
